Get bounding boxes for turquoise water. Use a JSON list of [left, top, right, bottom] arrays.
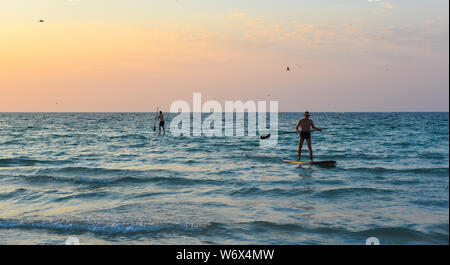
[[0, 112, 448, 245]]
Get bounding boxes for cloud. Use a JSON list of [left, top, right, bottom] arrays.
[[380, 2, 395, 9], [371, 2, 395, 16], [230, 12, 245, 18]]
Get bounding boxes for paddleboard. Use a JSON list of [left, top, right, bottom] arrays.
[[140, 131, 155, 135], [283, 160, 336, 165]]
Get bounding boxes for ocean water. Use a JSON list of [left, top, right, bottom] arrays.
[[0, 112, 448, 245]]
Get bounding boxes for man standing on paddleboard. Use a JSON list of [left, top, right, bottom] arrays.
[[156, 111, 166, 135], [296, 111, 322, 161]]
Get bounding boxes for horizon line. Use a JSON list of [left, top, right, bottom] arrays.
[[0, 111, 448, 113]]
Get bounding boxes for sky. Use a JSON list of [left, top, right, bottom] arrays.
[[0, 0, 448, 112]]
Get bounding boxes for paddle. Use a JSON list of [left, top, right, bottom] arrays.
[[260, 130, 321, 139], [153, 107, 159, 131]]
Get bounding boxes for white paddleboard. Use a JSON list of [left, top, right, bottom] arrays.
[[140, 131, 155, 135]]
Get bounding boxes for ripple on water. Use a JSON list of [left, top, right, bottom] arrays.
[[0, 112, 448, 244]]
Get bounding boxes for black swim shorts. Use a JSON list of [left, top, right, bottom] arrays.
[[300, 131, 311, 139], [159, 121, 165, 127]]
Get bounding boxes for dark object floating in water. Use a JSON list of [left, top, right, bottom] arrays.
[[260, 133, 271, 139], [39, 19, 45, 23]]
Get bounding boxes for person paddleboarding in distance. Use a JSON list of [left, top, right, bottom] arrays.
[[296, 111, 322, 161], [156, 110, 166, 135]]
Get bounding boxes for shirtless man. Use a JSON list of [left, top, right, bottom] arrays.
[[295, 111, 322, 161], [156, 111, 165, 135]]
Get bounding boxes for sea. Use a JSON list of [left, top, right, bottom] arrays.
[[0, 112, 448, 244]]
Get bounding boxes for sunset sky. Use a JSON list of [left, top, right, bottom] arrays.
[[0, 0, 448, 112]]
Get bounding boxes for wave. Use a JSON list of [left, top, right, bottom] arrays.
[[127, 191, 183, 199], [8, 173, 228, 186], [244, 154, 283, 163], [410, 199, 449, 208], [229, 187, 313, 197], [15, 174, 144, 185], [356, 226, 449, 244], [0, 214, 448, 244], [419, 152, 448, 159], [52, 166, 132, 175], [0, 188, 27, 199], [345, 166, 449, 175], [227, 186, 394, 198], [0, 139, 23, 145], [53, 191, 112, 202], [315, 187, 395, 199], [33, 166, 145, 177], [238, 221, 449, 244], [0, 219, 214, 235], [387, 178, 422, 185], [0, 158, 72, 167], [244, 221, 306, 232]]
